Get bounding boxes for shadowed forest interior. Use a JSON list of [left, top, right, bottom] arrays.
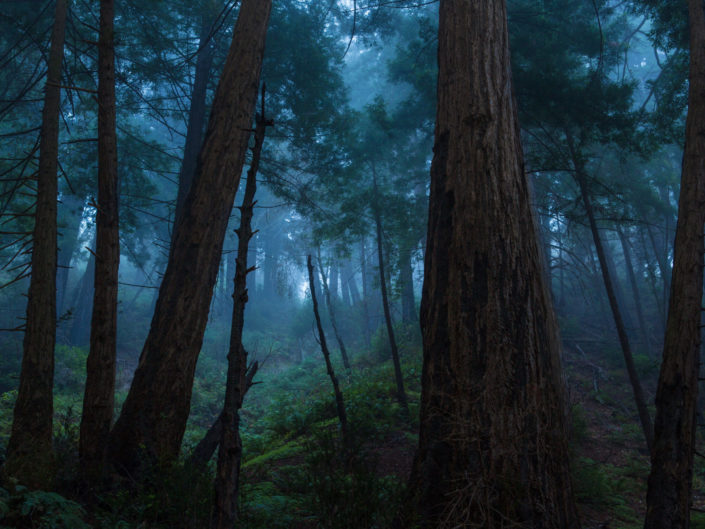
[[0, 0, 704, 527]]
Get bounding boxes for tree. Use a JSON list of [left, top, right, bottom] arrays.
[[644, 0, 705, 524], [213, 87, 269, 529], [402, 0, 579, 526], [3, 0, 68, 489], [79, 0, 120, 482], [106, 0, 272, 472]]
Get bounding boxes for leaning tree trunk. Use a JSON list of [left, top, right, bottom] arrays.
[[644, 0, 705, 525], [172, 6, 216, 234], [107, 0, 272, 473], [307, 255, 347, 441], [372, 174, 409, 418], [617, 227, 653, 357], [79, 0, 120, 483], [4, 0, 68, 489], [317, 250, 351, 370], [569, 153, 654, 453], [402, 0, 579, 526], [213, 88, 269, 529]]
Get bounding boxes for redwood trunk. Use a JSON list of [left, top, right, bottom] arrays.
[[644, 0, 705, 525], [173, 8, 216, 233], [4, 0, 68, 488], [79, 0, 120, 482], [403, 0, 579, 526], [107, 0, 272, 472]]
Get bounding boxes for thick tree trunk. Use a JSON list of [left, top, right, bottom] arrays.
[[372, 177, 409, 418], [173, 8, 216, 234], [402, 0, 579, 526], [79, 0, 120, 483], [644, 0, 705, 525], [307, 255, 347, 440], [4, 0, 68, 489], [213, 89, 268, 529], [107, 0, 272, 472], [571, 158, 654, 453]]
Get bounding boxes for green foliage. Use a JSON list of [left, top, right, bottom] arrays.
[[0, 485, 90, 529], [95, 463, 213, 529], [302, 429, 404, 529]]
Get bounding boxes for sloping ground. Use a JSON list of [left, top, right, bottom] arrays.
[[238, 345, 705, 529]]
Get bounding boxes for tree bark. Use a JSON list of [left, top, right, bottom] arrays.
[[402, 0, 579, 526], [644, 0, 705, 525], [307, 255, 347, 441], [4, 0, 68, 489], [79, 0, 120, 484], [106, 0, 272, 473], [213, 87, 268, 529], [172, 7, 217, 234]]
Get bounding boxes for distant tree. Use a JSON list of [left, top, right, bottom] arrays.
[[79, 0, 120, 483], [644, 0, 705, 524], [107, 0, 272, 472], [401, 0, 579, 526], [3, 0, 68, 489]]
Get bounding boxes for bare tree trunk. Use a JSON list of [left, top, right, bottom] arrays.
[[317, 249, 351, 370], [107, 0, 272, 473], [4, 0, 68, 489], [307, 255, 347, 440], [372, 172, 409, 418], [569, 153, 654, 453], [213, 87, 269, 529], [402, 0, 579, 526], [644, 0, 705, 525], [79, 0, 120, 484]]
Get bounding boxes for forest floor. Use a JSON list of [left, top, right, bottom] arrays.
[[235, 340, 705, 529]]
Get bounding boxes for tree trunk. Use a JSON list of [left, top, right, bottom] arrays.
[[317, 250, 351, 370], [570, 155, 654, 453], [402, 0, 579, 526], [4, 0, 68, 489], [213, 88, 268, 529], [79, 0, 120, 484], [644, 0, 705, 525], [307, 255, 347, 440], [56, 194, 84, 321], [106, 0, 272, 473], [173, 8, 217, 234], [69, 240, 95, 347], [398, 244, 417, 323], [617, 227, 653, 357], [372, 174, 409, 418], [359, 238, 373, 347], [343, 260, 360, 306]]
